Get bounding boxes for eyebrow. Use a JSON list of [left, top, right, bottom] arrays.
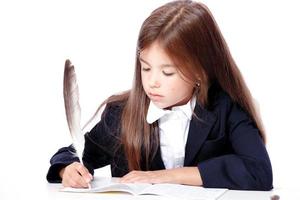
[[139, 57, 176, 68]]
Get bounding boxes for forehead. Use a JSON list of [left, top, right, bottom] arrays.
[[139, 42, 174, 64]]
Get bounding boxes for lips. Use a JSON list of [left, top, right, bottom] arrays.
[[149, 92, 163, 97], [148, 92, 163, 101]]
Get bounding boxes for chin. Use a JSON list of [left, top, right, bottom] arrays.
[[153, 102, 168, 109], [154, 102, 173, 110]]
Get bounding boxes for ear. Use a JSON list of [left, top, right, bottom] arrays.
[[195, 75, 201, 87]]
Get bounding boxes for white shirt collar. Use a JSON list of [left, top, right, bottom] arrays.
[[146, 96, 196, 124]]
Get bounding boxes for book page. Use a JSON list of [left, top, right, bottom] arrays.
[[140, 184, 228, 200], [61, 170, 227, 200], [61, 177, 152, 195], [93, 164, 112, 178]]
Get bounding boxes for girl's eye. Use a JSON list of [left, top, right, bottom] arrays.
[[142, 67, 150, 72], [163, 71, 175, 76]]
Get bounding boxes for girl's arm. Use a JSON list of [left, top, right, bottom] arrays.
[[120, 167, 202, 186], [47, 102, 120, 184]]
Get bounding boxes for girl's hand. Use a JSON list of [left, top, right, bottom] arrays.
[[59, 162, 93, 188], [119, 167, 202, 186], [119, 170, 171, 184]]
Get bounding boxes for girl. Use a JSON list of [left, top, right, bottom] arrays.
[[47, 0, 273, 190]]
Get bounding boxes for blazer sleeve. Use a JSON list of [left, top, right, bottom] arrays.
[[198, 101, 273, 190], [82, 103, 121, 173], [46, 145, 80, 183], [46, 102, 121, 183]]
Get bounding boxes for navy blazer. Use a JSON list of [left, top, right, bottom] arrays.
[[46, 89, 273, 190]]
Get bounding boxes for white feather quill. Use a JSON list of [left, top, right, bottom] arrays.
[[63, 59, 84, 163]]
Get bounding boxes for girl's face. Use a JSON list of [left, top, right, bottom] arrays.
[[140, 42, 194, 109]]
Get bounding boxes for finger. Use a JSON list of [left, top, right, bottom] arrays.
[[62, 172, 83, 188], [66, 170, 89, 188], [62, 163, 90, 188], [120, 171, 148, 183], [119, 171, 137, 182], [123, 176, 150, 183], [65, 177, 86, 188], [63, 177, 80, 188], [75, 163, 93, 184], [121, 171, 161, 184]]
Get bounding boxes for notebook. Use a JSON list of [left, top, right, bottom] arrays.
[[62, 176, 228, 200]]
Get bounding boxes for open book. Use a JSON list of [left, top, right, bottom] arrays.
[[61, 177, 228, 200]]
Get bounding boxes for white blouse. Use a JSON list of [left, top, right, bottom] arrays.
[[146, 96, 196, 169]]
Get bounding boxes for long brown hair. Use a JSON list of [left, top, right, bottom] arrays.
[[88, 0, 266, 171]]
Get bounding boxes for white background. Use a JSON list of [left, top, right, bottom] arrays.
[[0, 0, 299, 198]]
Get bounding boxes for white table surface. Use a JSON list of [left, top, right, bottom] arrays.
[[2, 180, 298, 200]]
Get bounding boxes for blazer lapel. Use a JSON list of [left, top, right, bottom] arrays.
[[184, 103, 216, 165]]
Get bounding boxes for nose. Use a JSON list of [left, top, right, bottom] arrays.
[[149, 72, 160, 88]]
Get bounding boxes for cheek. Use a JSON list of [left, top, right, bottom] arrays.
[[164, 81, 176, 93], [141, 74, 147, 87], [169, 80, 193, 96], [167, 78, 185, 91], [169, 86, 177, 93]]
